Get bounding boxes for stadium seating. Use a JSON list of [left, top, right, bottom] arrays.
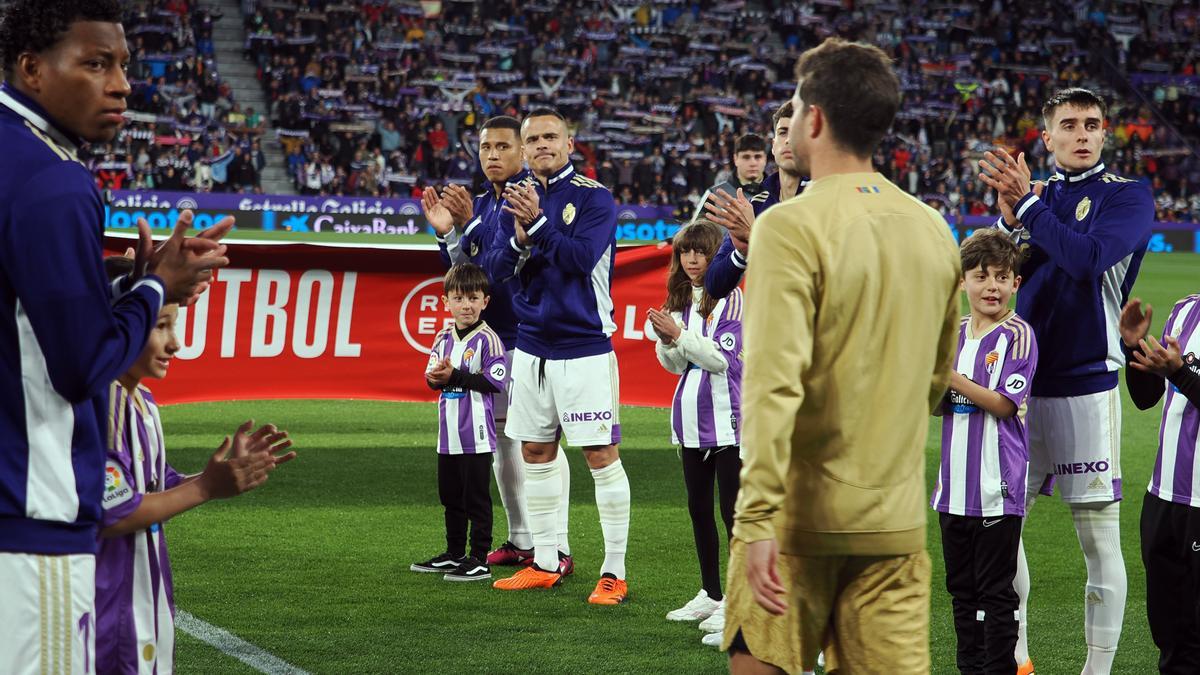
[[90, 1, 1199, 223], [87, 0, 264, 194]]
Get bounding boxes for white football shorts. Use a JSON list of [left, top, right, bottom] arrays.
[[0, 552, 96, 675], [1026, 388, 1122, 504], [506, 349, 621, 447]]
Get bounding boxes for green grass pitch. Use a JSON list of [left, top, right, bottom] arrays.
[[160, 254, 1197, 673]]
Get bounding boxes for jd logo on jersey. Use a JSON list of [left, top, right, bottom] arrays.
[[1004, 374, 1027, 393]]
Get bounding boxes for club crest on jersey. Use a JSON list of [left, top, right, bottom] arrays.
[[985, 351, 1000, 374], [470, 241, 480, 257], [463, 348, 475, 364], [563, 203, 576, 224], [1075, 196, 1091, 221]]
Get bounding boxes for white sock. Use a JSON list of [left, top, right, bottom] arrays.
[[1014, 536, 1031, 665], [1073, 501, 1125, 675], [555, 450, 571, 555], [524, 459, 562, 572], [591, 459, 630, 579], [492, 424, 531, 549]]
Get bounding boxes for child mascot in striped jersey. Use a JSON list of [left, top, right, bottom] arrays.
[[95, 257, 295, 674], [932, 229, 1038, 674], [1119, 293, 1200, 671], [411, 263, 508, 582], [647, 220, 744, 647]]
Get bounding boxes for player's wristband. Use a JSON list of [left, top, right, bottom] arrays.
[[1013, 192, 1039, 223], [525, 213, 548, 239], [435, 228, 461, 247]]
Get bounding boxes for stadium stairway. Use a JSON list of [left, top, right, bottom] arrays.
[[210, 0, 293, 195]]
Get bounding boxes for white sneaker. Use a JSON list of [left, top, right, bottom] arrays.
[[697, 600, 725, 633], [666, 590, 720, 622], [701, 631, 723, 648]]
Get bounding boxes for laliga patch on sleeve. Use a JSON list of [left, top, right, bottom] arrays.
[[1003, 374, 1027, 394], [490, 363, 508, 381], [719, 333, 737, 352], [101, 460, 135, 509]]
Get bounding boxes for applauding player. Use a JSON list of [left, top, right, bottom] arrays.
[[0, 2, 229, 670], [703, 101, 808, 299], [486, 109, 631, 605], [422, 116, 574, 573], [980, 87, 1154, 674]]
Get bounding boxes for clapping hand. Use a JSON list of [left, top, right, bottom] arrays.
[[977, 149, 1044, 219], [502, 182, 541, 229], [703, 188, 755, 254], [426, 357, 455, 387], [1130, 335, 1184, 378], [198, 420, 294, 500], [139, 210, 232, 306], [441, 184, 474, 227], [420, 187, 456, 236], [647, 308, 681, 344], [1119, 298, 1153, 349]]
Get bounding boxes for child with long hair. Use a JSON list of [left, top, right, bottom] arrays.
[[647, 220, 744, 647]]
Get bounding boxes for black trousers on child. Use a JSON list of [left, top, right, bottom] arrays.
[[1141, 492, 1200, 674], [681, 446, 741, 601], [438, 453, 493, 561], [938, 512, 1021, 675]]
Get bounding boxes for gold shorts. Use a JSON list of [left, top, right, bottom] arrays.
[[722, 540, 931, 674]]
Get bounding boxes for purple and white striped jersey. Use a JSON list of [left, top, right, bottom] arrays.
[[96, 382, 183, 675], [932, 313, 1038, 517], [657, 288, 743, 448], [1149, 294, 1200, 506], [429, 323, 507, 454]]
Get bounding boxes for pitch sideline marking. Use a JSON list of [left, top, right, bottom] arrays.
[[177, 610, 311, 675]]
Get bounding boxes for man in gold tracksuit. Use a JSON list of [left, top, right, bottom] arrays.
[[724, 38, 962, 675]]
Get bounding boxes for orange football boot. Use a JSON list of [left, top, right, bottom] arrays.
[[587, 574, 629, 605], [492, 565, 562, 590]]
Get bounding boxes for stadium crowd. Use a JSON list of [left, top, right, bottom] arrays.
[[88, 0, 268, 194], [172, 0, 1200, 223], [71, 0, 1200, 223]]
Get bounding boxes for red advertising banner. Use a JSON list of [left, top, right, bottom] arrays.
[[102, 237, 679, 408]]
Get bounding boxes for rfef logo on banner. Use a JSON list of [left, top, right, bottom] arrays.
[[399, 278, 455, 353]]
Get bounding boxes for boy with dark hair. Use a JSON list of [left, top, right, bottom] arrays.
[[423, 114, 575, 573], [694, 134, 767, 229], [932, 229, 1038, 674], [702, 100, 809, 299], [411, 263, 508, 582]]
